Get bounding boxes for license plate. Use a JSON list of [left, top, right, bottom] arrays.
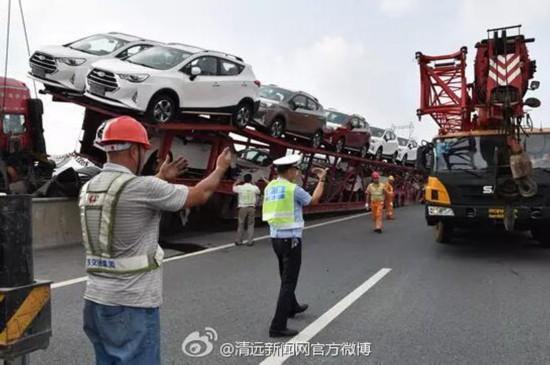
[[488, 208, 504, 219], [90, 83, 105, 96], [32, 66, 45, 78]]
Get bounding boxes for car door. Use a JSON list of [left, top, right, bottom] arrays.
[[179, 56, 222, 110], [386, 131, 399, 155], [287, 94, 308, 134], [218, 58, 246, 109], [304, 97, 323, 135], [409, 141, 418, 160], [346, 117, 362, 147]]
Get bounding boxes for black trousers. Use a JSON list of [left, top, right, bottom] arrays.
[[270, 237, 302, 330]]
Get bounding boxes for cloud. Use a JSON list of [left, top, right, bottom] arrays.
[[379, 0, 417, 17]]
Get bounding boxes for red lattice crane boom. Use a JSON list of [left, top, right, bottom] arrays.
[[416, 25, 539, 135]]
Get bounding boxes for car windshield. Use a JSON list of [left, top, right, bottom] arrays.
[[398, 138, 408, 146], [67, 35, 129, 56], [325, 111, 348, 125], [434, 135, 509, 171], [126, 46, 192, 70], [370, 127, 384, 137], [2, 114, 26, 134], [259, 86, 292, 102], [525, 133, 550, 169]]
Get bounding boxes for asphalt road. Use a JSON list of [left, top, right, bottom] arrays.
[[30, 205, 550, 365]]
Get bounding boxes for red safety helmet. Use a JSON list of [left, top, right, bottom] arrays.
[[371, 171, 380, 180], [95, 116, 151, 151]]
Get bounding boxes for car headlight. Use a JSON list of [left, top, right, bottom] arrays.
[[428, 206, 455, 216], [260, 101, 273, 109], [118, 73, 150, 83], [57, 57, 86, 66]]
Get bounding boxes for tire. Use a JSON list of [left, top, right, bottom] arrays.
[[435, 222, 453, 244], [375, 147, 383, 161], [359, 144, 369, 159], [335, 138, 345, 154], [269, 118, 285, 138], [392, 151, 398, 164], [146, 93, 176, 123], [233, 101, 252, 129], [312, 130, 323, 149]]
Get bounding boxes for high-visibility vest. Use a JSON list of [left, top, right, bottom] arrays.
[[237, 183, 258, 207], [79, 171, 164, 274], [262, 179, 302, 230], [367, 182, 386, 202]]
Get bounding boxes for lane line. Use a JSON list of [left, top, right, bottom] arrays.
[[260, 268, 392, 365], [51, 212, 371, 289]]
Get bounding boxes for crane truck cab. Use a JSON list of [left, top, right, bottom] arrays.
[[417, 129, 550, 245]]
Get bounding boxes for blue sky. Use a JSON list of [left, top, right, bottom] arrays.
[[2, 0, 549, 154]]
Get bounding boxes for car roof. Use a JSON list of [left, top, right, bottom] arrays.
[[107, 32, 146, 42], [167, 43, 245, 63]]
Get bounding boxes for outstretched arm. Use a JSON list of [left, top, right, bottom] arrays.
[[185, 148, 233, 208], [310, 168, 328, 205]]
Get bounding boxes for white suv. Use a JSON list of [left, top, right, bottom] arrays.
[[368, 127, 399, 161], [397, 137, 419, 165], [28, 32, 158, 93], [84, 43, 260, 125]]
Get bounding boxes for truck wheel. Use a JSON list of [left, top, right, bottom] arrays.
[[335, 138, 345, 154], [435, 222, 453, 244], [147, 93, 176, 123]]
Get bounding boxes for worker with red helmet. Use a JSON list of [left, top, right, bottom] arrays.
[[385, 175, 395, 220], [365, 171, 388, 233], [80, 116, 232, 364]]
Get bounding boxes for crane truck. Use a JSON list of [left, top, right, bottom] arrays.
[[415, 25, 550, 245]]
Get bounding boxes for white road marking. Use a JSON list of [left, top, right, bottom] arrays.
[[51, 212, 371, 289], [260, 268, 392, 365]]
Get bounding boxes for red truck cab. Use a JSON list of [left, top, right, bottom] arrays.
[[0, 78, 34, 153]]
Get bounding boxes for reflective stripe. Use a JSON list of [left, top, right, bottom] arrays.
[[79, 181, 93, 255], [86, 246, 164, 274]]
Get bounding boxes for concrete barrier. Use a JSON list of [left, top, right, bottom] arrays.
[[32, 198, 81, 250]]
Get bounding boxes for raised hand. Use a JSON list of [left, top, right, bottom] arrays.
[[157, 155, 188, 181], [216, 147, 233, 171]]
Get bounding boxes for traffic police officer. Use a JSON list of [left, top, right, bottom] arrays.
[[263, 154, 327, 337], [80, 116, 232, 364]]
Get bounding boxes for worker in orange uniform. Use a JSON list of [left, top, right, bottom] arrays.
[[385, 175, 395, 220], [365, 172, 387, 233]]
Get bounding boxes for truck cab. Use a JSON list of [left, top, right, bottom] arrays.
[[418, 129, 550, 245], [0, 77, 50, 193]]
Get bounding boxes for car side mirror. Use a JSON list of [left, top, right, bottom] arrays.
[[288, 100, 297, 110], [530, 80, 540, 90], [189, 66, 201, 81], [416, 144, 434, 173], [524, 97, 541, 108]]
